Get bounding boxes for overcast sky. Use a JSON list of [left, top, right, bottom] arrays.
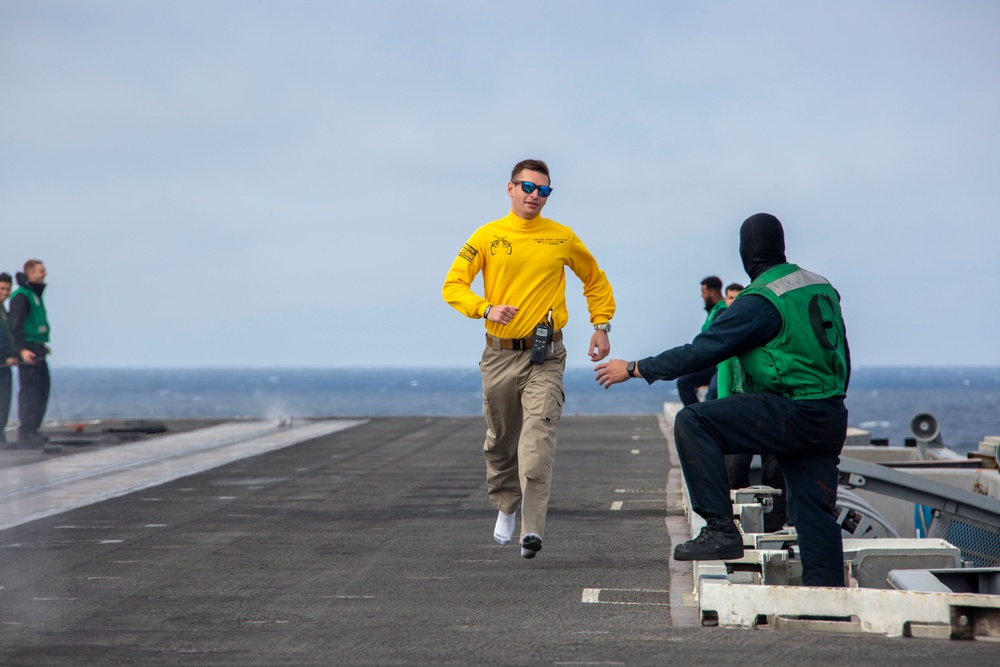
[[2, 1, 998, 369]]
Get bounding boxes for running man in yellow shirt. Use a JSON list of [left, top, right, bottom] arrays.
[[442, 158, 616, 559]]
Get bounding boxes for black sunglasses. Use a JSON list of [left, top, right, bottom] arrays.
[[512, 180, 553, 197]]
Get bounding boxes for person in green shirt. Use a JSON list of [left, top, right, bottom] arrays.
[[675, 276, 726, 405], [717, 349, 788, 532], [9, 260, 52, 447], [723, 282, 743, 307]]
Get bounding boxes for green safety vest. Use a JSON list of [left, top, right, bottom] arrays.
[[716, 356, 745, 398], [702, 299, 727, 332], [10, 285, 50, 344], [737, 263, 847, 400]]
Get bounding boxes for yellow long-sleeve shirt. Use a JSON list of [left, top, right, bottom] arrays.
[[442, 211, 615, 339]]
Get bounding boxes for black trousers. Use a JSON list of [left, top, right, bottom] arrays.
[[725, 453, 788, 532], [18, 358, 50, 436], [0, 366, 11, 442], [675, 366, 717, 406], [673, 392, 847, 587]]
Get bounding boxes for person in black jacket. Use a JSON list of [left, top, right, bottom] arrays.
[[0, 273, 19, 447], [595, 213, 850, 587]]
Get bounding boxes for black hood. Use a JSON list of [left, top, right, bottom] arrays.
[[739, 213, 786, 281], [15, 271, 45, 297]]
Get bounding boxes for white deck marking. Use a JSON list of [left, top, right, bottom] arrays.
[[614, 488, 665, 494], [610, 487, 666, 512], [0, 419, 365, 531], [580, 588, 671, 606]]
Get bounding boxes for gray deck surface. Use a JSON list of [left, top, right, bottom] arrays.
[[1, 416, 997, 665]]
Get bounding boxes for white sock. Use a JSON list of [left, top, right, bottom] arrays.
[[493, 510, 516, 546]]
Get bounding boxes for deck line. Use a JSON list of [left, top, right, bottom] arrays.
[[0, 419, 365, 531]]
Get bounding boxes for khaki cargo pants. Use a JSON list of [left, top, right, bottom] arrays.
[[479, 340, 566, 539]]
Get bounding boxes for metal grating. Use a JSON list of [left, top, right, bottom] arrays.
[[928, 511, 1000, 567]]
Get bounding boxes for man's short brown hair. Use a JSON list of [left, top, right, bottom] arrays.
[[24, 259, 43, 274], [511, 159, 549, 182]]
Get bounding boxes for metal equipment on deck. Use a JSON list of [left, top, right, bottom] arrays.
[[838, 456, 1000, 567]]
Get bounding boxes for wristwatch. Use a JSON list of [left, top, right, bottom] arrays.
[[626, 361, 637, 378], [594, 322, 611, 333], [484, 304, 493, 320]]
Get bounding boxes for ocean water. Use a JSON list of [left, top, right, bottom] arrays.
[[44, 366, 1000, 455]]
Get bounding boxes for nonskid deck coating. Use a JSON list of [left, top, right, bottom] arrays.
[[0, 415, 997, 666], [0, 419, 364, 531]]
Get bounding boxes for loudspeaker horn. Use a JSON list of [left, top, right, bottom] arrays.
[[909, 412, 942, 445]]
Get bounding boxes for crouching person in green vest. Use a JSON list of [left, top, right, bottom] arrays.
[[595, 213, 850, 587], [10, 260, 53, 447]]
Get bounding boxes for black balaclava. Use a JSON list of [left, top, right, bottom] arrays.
[[739, 213, 786, 281]]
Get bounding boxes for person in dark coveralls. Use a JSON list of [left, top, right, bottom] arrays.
[[717, 277, 788, 531], [9, 260, 53, 447], [595, 213, 850, 587], [0, 273, 20, 447], [675, 276, 726, 405]]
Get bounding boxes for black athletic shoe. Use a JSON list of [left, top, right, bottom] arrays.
[[18, 433, 46, 449], [520, 533, 542, 559], [673, 516, 744, 561]]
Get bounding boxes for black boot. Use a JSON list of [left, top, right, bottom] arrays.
[[673, 515, 744, 561]]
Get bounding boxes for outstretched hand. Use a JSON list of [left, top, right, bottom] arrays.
[[594, 358, 630, 389]]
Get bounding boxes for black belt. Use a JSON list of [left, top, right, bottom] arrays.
[[485, 329, 563, 350]]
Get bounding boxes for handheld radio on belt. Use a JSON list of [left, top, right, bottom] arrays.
[[529, 308, 554, 364]]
